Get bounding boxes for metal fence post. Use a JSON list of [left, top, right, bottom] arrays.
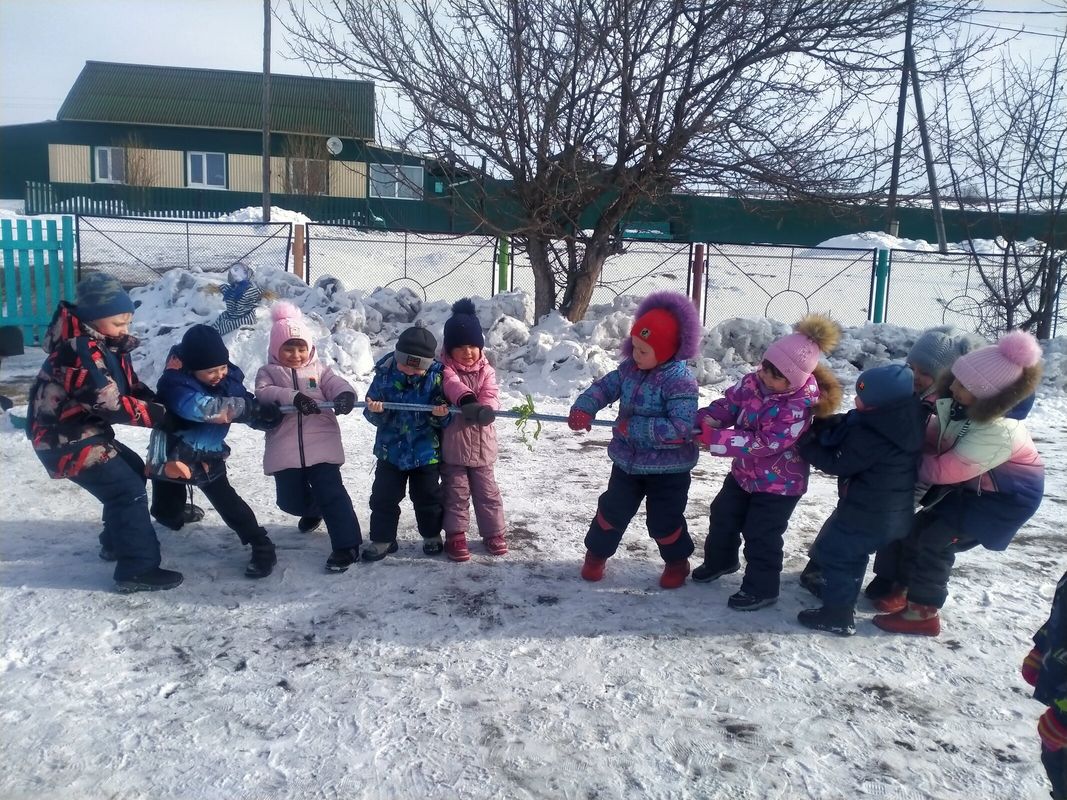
[[496, 237, 509, 294], [691, 242, 705, 313], [872, 248, 890, 323]]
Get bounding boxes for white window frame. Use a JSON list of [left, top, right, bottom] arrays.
[[369, 164, 424, 200], [95, 146, 125, 184], [287, 158, 328, 196], [187, 151, 227, 189]]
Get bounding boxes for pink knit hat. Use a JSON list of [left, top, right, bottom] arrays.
[[763, 314, 841, 389], [268, 301, 315, 363], [951, 330, 1042, 399]]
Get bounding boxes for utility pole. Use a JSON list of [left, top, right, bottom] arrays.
[[261, 0, 272, 224], [885, 0, 914, 238], [907, 44, 948, 252]]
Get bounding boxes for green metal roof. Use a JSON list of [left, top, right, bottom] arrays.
[[57, 61, 375, 140]]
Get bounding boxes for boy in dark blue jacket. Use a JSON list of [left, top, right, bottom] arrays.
[[1023, 570, 1067, 799], [361, 324, 452, 562], [796, 364, 924, 635], [149, 324, 281, 578]]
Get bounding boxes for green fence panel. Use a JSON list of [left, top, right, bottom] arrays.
[[0, 215, 75, 344]]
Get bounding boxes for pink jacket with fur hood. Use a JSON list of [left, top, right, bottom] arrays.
[[254, 303, 356, 474], [440, 351, 500, 468]]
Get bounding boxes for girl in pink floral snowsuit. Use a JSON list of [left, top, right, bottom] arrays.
[[438, 299, 506, 561], [694, 315, 841, 610]]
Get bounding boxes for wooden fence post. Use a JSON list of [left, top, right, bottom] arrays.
[[292, 223, 306, 282]]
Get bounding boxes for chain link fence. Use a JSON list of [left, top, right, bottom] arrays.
[[76, 216, 293, 286], [886, 249, 1064, 337], [701, 243, 877, 327], [305, 225, 499, 302]]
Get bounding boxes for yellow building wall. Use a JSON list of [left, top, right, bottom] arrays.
[[228, 154, 286, 193], [329, 161, 367, 198], [127, 148, 183, 188], [48, 144, 90, 183]]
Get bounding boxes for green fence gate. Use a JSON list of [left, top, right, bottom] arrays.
[[0, 216, 77, 345]]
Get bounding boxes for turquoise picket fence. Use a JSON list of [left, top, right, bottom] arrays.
[[0, 216, 77, 345]]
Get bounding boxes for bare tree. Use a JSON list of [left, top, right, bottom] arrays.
[[939, 25, 1067, 339], [282, 134, 330, 195], [285, 0, 977, 321], [119, 133, 159, 188]]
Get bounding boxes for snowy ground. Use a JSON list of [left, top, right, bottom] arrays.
[[1, 280, 1065, 800]]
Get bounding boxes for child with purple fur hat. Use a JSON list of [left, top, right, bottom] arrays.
[[567, 291, 703, 589]]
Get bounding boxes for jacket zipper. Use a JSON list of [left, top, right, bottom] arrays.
[[291, 367, 306, 469]]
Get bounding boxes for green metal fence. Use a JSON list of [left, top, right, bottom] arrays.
[[0, 216, 76, 344]]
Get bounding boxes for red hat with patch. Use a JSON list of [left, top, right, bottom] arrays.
[[630, 308, 680, 365]]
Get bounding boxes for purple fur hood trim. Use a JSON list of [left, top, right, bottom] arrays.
[[621, 291, 703, 361]]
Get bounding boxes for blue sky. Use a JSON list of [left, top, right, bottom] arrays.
[[0, 0, 1063, 127]]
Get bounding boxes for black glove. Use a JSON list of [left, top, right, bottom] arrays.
[[292, 392, 321, 416], [147, 403, 181, 433], [460, 403, 496, 426], [256, 400, 282, 426], [458, 393, 477, 406], [332, 391, 357, 415]]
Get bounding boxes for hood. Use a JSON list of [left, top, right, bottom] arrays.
[[41, 301, 139, 355], [621, 291, 703, 362], [853, 394, 925, 453]]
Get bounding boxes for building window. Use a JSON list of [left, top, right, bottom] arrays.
[[95, 147, 125, 183], [188, 152, 226, 189], [288, 158, 328, 195], [370, 164, 423, 200]]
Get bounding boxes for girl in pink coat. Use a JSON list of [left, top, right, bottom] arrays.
[[438, 299, 506, 561], [694, 314, 842, 610], [254, 302, 363, 573]]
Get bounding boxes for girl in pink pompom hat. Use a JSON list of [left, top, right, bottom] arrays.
[[255, 301, 364, 573], [874, 329, 1045, 637]]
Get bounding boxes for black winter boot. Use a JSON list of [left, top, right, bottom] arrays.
[[798, 605, 856, 636], [298, 515, 323, 533], [326, 547, 359, 573], [245, 535, 277, 579], [863, 575, 896, 601], [799, 560, 824, 599], [691, 561, 741, 583], [115, 567, 184, 593]]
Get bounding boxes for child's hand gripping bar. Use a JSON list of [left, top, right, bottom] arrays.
[[279, 399, 497, 426]]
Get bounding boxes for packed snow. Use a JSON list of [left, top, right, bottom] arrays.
[[1, 266, 1066, 799]]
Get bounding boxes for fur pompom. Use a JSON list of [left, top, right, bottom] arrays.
[[793, 314, 841, 354], [451, 298, 477, 316], [997, 330, 1042, 368], [271, 300, 302, 323]]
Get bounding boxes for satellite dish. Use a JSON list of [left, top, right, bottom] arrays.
[[326, 137, 343, 156]]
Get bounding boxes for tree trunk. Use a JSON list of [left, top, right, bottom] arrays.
[[559, 243, 610, 322], [527, 235, 557, 322]]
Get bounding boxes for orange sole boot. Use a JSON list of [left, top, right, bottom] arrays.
[[873, 603, 941, 637], [444, 532, 471, 562], [660, 559, 691, 589], [581, 552, 607, 582], [873, 588, 908, 614]]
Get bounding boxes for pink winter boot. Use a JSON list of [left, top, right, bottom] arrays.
[[445, 532, 471, 562], [873, 601, 941, 637], [485, 535, 508, 556], [659, 560, 691, 589], [581, 552, 607, 582]]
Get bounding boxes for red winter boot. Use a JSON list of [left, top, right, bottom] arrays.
[[659, 560, 691, 589], [873, 586, 908, 614], [445, 532, 471, 562], [873, 601, 941, 637], [581, 552, 607, 582]]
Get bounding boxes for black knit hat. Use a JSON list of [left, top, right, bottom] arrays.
[[395, 324, 437, 370], [180, 324, 230, 371], [443, 298, 485, 352]]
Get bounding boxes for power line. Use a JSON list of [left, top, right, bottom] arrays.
[[963, 19, 1066, 38], [931, 2, 1067, 13]]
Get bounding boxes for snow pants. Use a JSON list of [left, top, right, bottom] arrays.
[[702, 473, 801, 599], [584, 465, 694, 564], [441, 462, 505, 539], [68, 441, 161, 581], [810, 510, 886, 608], [368, 460, 443, 544], [151, 467, 265, 545], [274, 463, 362, 550]]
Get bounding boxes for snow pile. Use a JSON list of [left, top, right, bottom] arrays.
[[818, 230, 1053, 256], [215, 205, 312, 224]]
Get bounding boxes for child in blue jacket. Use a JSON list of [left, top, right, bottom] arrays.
[[567, 291, 702, 589], [149, 324, 281, 579], [1023, 569, 1067, 800], [361, 324, 452, 561]]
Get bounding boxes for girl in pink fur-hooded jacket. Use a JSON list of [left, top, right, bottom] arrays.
[[438, 299, 506, 562], [693, 314, 842, 611], [254, 302, 363, 574]]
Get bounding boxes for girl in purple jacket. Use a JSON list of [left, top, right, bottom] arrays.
[[567, 291, 703, 589], [438, 299, 506, 561], [694, 314, 841, 610], [254, 302, 362, 573]]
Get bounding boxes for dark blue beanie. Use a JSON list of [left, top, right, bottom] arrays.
[[443, 298, 484, 352], [75, 273, 134, 322], [856, 363, 914, 408], [180, 324, 230, 372]]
